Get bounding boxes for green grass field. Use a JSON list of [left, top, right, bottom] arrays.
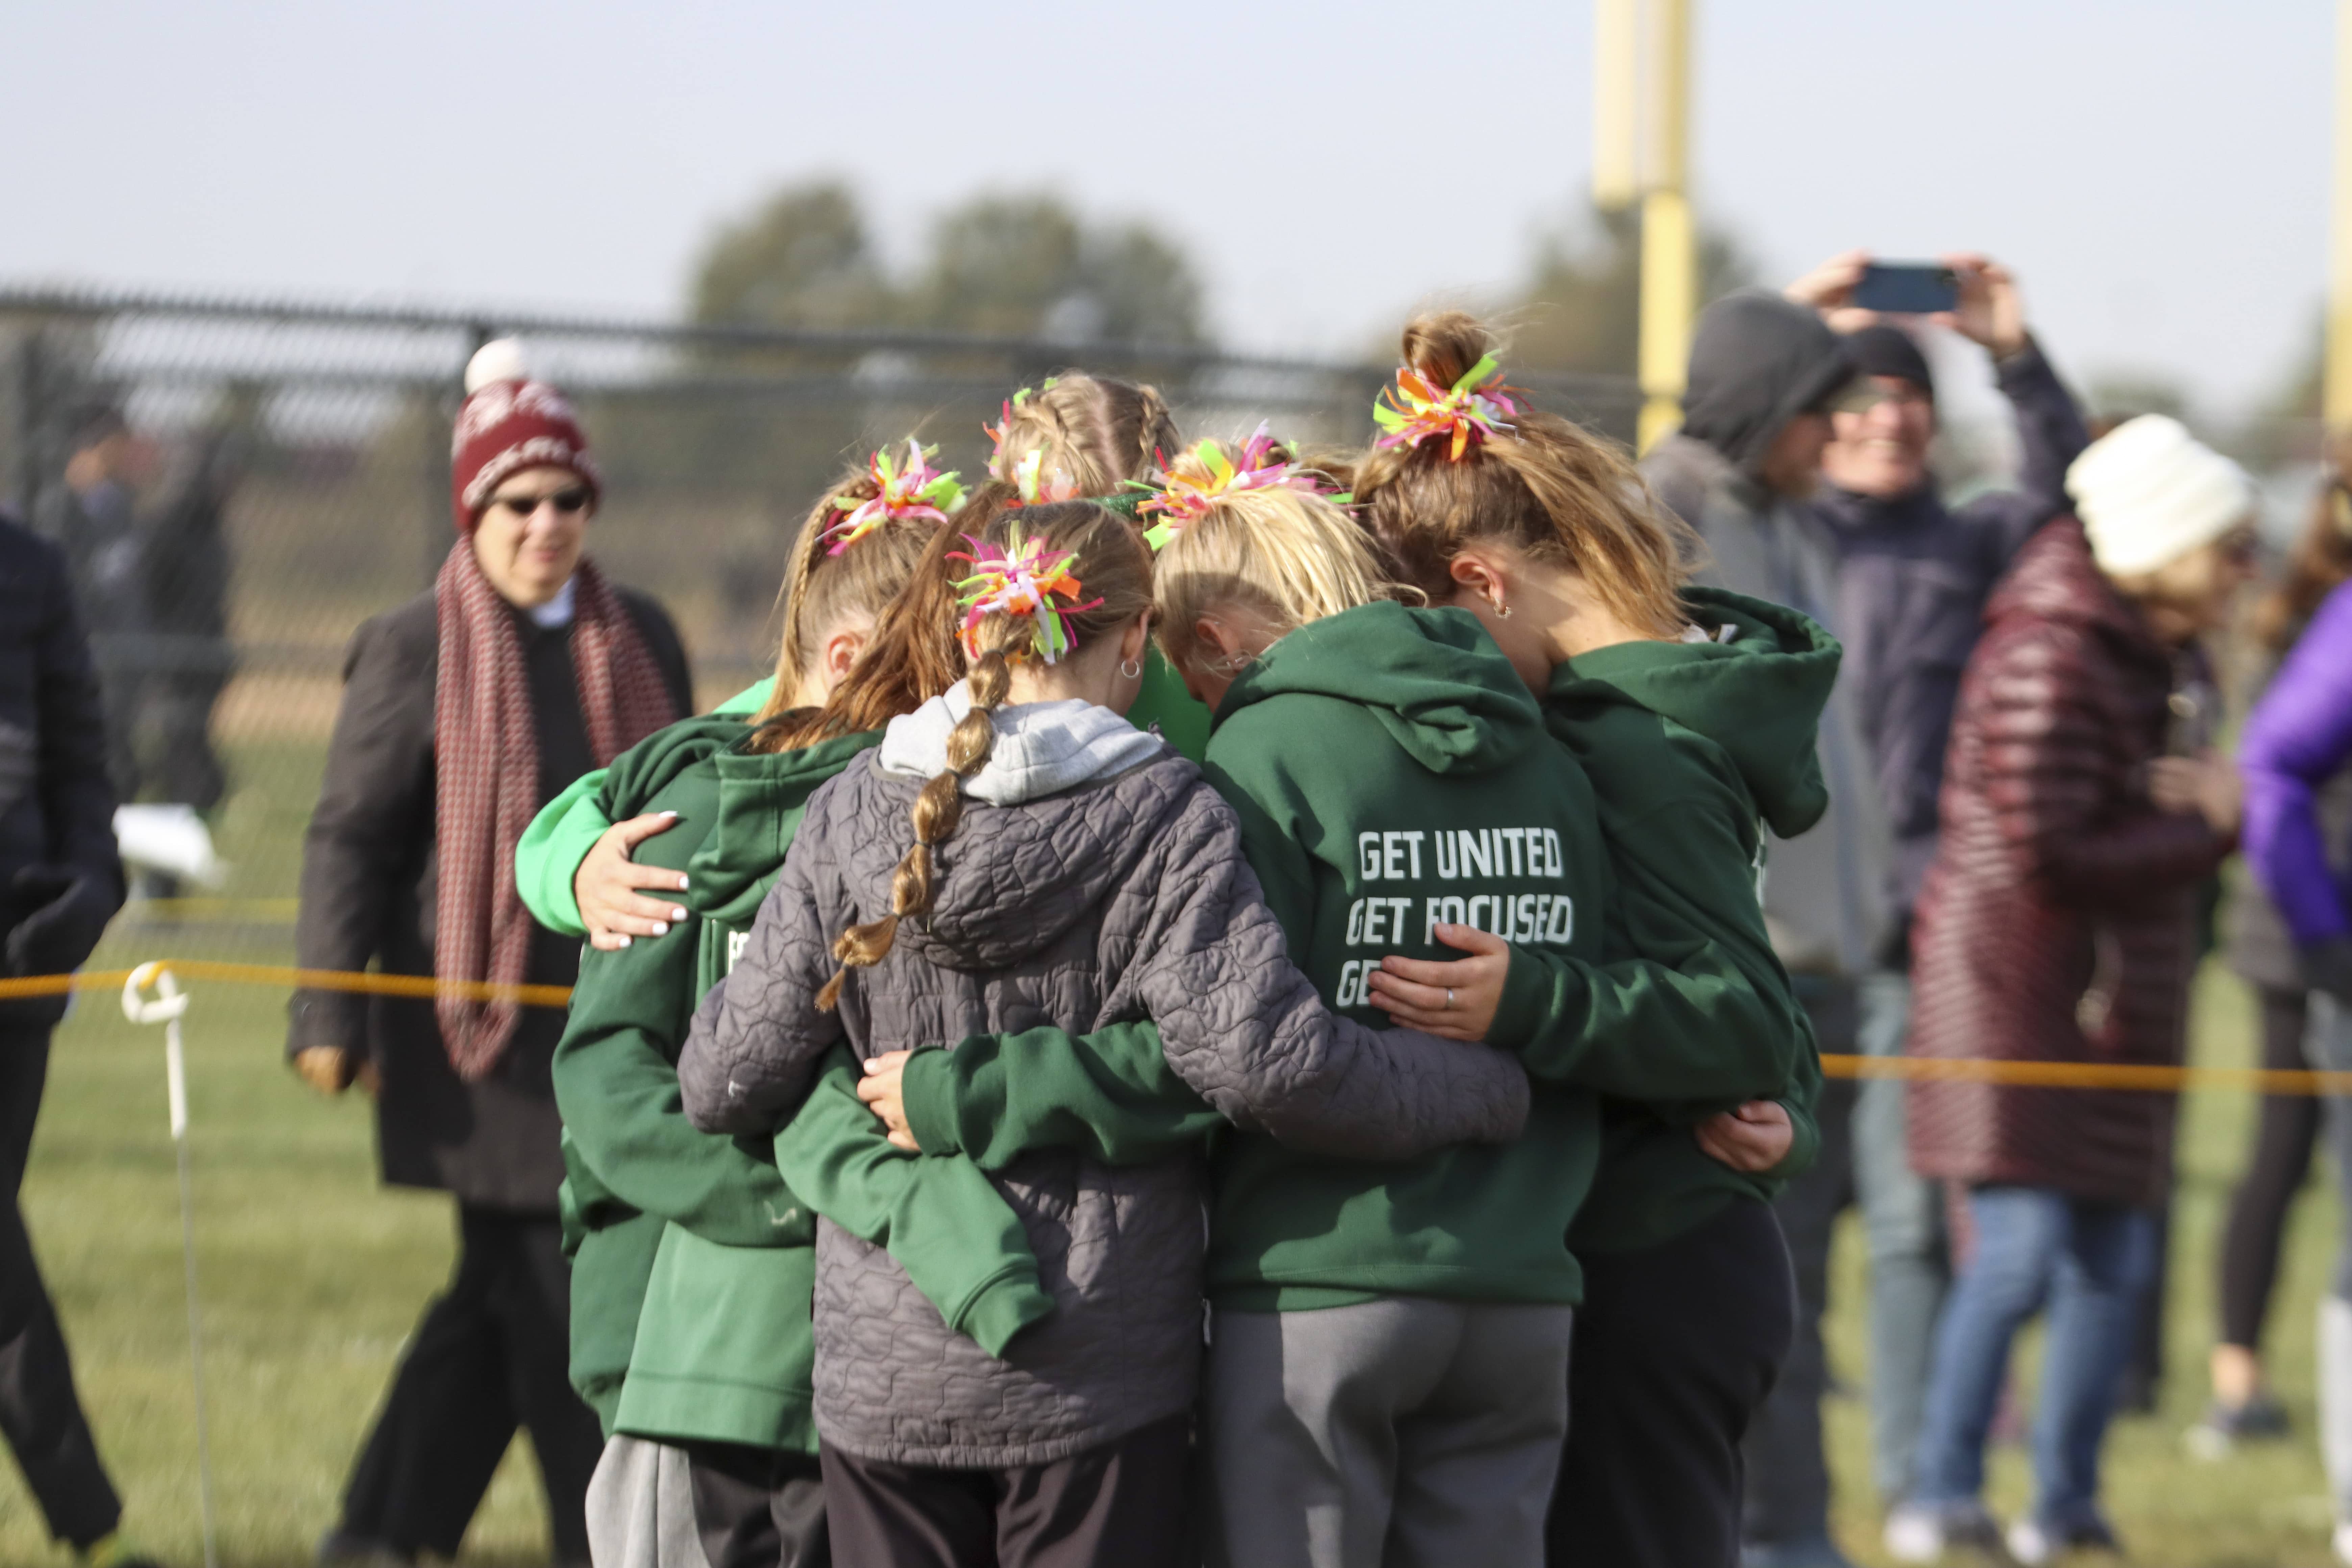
[[0, 930, 2340, 1564]]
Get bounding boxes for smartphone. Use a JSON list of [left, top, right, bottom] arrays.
[[1850, 263, 1959, 316]]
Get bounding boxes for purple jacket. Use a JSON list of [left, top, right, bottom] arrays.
[[2241, 578, 2352, 945]]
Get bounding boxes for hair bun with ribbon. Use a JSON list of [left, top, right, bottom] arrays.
[[823, 440, 965, 554], [951, 526, 1102, 664], [1373, 353, 1519, 462], [1137, 423, 1337, 550]]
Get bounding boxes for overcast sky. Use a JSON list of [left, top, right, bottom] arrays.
[[0, 1, 2329, 416]]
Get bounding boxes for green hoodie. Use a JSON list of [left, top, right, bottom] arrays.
[[1545, 587, 1832, 1253], [1194, 602, 1609, 1306], [518, 681, 771, 937], [519, 651, 1210, 937]]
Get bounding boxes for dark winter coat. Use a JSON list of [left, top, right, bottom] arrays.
[[1906, 518, 2233, 1205], [288, 584, 692, 1211], [678, 714, 1529, 1468], [0, 513, 125, 1026], [1812, 338, 2090, 926]]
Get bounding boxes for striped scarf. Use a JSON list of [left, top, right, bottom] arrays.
[[432, 540, 679, 1079]]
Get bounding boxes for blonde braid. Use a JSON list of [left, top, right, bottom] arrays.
[[814, 619, 1023, 1011]]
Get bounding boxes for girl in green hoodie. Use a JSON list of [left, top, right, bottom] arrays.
[[1355, 311, 1829, 1568], [517, 374, 1214, 951], [554, 447, 964, 1567]]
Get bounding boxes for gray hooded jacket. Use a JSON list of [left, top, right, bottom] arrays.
[[678, 690, 1530, 1467]]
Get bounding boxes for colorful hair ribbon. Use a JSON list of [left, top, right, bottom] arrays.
[[983, 377, 1062, 475], [1372, 353, 1519, 461], [1008, 449, 1082, 508], [951, 527, 1101, 664], [822, 440, 965, 554], [1137, 423, 1327, 550]]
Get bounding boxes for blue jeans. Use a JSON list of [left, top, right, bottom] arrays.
[[1851, 971, 1950, 1503], [1911, 1186, 2157, 1529]]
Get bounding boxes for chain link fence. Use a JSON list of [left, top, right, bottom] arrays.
[[0, 288, 1643, 965]]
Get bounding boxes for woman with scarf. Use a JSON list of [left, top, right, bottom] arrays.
[[287, 340, 692, 1566]]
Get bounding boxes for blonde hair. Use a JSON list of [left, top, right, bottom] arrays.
[[752, 458, 946, 730], [1357, 310, 1693, 640], [1152, 441, 1410, 680], [816, 500, 1155, 1009], [992, 373, 1180, 496]]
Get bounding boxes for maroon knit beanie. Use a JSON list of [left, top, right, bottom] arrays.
[[448, 341, 601, 531]]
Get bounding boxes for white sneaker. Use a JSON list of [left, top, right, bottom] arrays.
[[1884, 1505, 1943, 1563], [2008, 1514, 2122, 1563], [1885, 1501, 2010, 1563]]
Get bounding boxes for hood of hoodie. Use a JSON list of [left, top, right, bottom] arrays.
[[1548, 587, 1837, 838], [687, 727, 885, 928], [878, 683, 1168, 805], [835, 720, 1196, 972], [1214, 601, 1542, 777], [1679, 291, 1855, 477]]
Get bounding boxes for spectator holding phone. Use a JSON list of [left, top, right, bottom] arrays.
[[1742, 253, 2088, 1565]]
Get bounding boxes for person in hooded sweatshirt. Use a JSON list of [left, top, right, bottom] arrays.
[[519, 372, 1212, 954], [674, 500, 1531, 1568], [1633, 285, 1888, 1566], [552, 446, 964, 1568], [1355, 313, 1831, 1568]]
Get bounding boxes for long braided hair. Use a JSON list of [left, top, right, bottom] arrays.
[[814, 499, 1154, 1009]]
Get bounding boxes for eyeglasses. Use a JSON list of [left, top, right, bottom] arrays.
[[489, 488, 590, 518]]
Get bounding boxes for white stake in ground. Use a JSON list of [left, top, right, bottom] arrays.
[[122, 963, 218, 1568]]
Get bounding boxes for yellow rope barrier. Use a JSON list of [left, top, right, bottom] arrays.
[[21, 960, 2352, 1096]]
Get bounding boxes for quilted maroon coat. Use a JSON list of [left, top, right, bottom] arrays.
[[1906, 517, 2233, 1206]]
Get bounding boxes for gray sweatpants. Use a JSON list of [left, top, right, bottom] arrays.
[[586, 1435, 710, 1568], [1205, 1298, 1574, 1568]]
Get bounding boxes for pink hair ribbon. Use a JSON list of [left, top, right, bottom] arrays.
[[822, 440, 965, 554], [1137, 423, 1331, 550], [951, 527, 1101, 664]]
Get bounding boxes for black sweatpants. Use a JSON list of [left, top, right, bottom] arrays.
[[819, 1413, 1190, 1568], [686, 1439, 831, 1568], [2219, 985, 2323, 1351], [337, 1204, 603, 1562], [0, 1025, 122, 1547], [1547, 1196, 1797, 1568]]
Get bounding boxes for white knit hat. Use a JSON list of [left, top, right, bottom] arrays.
[[2065, 414, 2255, 576]]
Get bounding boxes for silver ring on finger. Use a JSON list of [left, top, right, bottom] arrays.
[[1446, 987, 1455, 1011]]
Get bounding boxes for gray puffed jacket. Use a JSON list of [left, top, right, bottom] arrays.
[[679, 691, 1530, 1468]]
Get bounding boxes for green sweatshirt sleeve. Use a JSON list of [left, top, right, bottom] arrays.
[[554, 916, 802, 1247], [897, 1023, 1221, 1169], [714, 679, 773, 716], [1486, 792, 1813, 1107], [517, 769, 614, 937], [771, 1050, 1055, 1358]]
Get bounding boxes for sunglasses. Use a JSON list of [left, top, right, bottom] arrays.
[[489, 487, 591, 517]]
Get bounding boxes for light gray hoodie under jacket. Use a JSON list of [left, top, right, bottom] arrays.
[[678, 688, 1531, 1469]]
